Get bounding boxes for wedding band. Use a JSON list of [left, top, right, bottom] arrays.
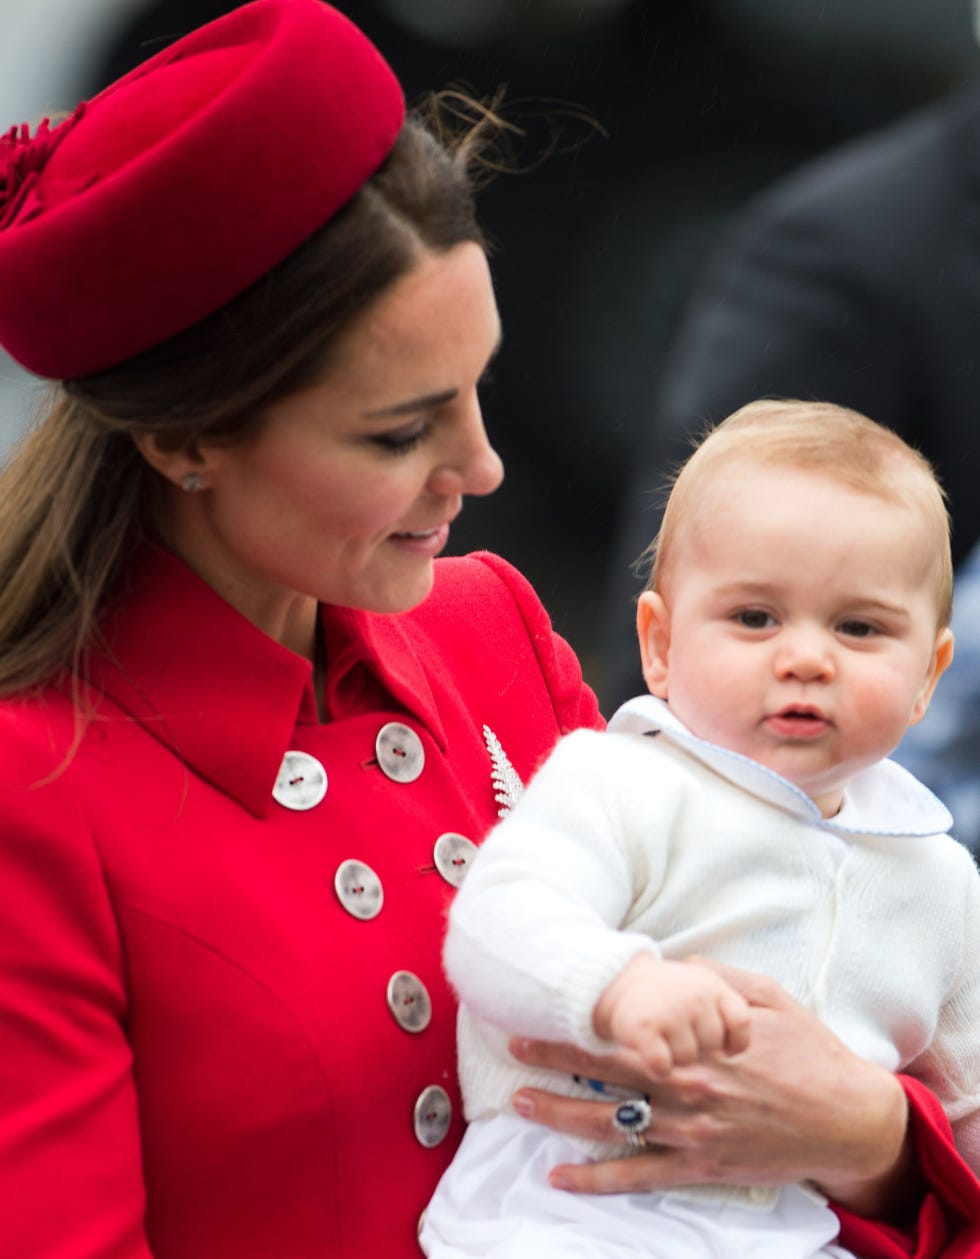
[[611, 1098, 652, 1149]]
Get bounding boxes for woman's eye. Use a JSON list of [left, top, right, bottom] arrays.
[[734, 609, 774, 629], [839, 619, 876, 639], [372, 423, 430, 456]]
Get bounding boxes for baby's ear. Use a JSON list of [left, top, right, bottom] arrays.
[[637, 592, 671, 699], [909, 627, 954, 726]]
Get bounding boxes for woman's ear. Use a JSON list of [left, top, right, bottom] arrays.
[[909, 627, 954, 726], [636, 591, 671, 699], [132, 432, 209, 492]]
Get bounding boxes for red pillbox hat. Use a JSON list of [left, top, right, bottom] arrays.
[[0, 0, 405, 378]]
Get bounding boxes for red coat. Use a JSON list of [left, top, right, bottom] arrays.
[[0, 546, 975, 1257]]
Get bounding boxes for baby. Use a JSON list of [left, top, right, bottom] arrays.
[[421, 399, 980, 1259]]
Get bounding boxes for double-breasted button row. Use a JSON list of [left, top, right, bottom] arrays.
[[274, 724, 460, 1152]]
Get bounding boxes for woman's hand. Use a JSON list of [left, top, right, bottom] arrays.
[[509, 959, 917, 1219]]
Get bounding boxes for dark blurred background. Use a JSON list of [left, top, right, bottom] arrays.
[[2, 0, 978, 707]]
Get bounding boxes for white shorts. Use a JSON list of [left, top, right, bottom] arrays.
[[419, 1113, 857, 1259]]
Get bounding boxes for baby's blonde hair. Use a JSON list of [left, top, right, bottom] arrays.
[[643, 399, 953, 627]]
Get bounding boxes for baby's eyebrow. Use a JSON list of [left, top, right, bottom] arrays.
[[712, 581, 778, 599], [842, 600, 910, 622]]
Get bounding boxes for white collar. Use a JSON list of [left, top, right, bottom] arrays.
[[608, 695, 952, 839]]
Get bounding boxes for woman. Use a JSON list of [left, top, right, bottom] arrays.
[[0, 2, 975, 1257]]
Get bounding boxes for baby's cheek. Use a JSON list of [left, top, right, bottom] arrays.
[[853, 671, 918, 737]]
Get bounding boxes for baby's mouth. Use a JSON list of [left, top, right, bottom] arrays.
[[765, 707, 830, 739]]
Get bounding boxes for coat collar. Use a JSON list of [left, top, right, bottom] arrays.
[[84, 545, 447, 818], [609, 694, 952, 839]]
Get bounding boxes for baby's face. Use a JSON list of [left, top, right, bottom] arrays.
[[639, 463, 951, 817]]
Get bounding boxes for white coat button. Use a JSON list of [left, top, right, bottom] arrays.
[[334, 859, 383, 920], [433, 833, 478, 888], [387, 971, 432, 1033], [272, 751, 327, 810], [413, 1085, 451, 1148], [375, 722, 424, 783]]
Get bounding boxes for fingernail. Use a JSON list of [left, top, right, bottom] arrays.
[[509, 1037, 530, 1059], [549, 1171, 571, 1191], [512, 1091, 534, 1118]]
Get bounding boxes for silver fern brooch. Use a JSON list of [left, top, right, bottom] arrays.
[[483, 725, 525, 817]]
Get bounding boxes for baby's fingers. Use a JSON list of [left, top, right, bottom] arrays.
[[634, 1030, 675, 1079], [682, 1000, 738, 1063], [719, 988, 751, 1056]]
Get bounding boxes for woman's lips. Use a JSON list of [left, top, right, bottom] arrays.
[[389, 522, 451, 554]]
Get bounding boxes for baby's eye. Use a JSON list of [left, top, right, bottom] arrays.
[[839, 619, 876, 639], [734, 609, 775, 630]]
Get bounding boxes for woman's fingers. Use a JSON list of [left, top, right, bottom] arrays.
[[513, 1089, 737, 1196], [512, 1088, 649, 1143], [508, 1037, 649, 1091], [547, 1151, 715, 1196], [513, 1084, 708, 1154]]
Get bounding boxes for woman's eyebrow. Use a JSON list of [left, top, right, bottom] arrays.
[[361, 332, 503, 419], [362, 388, 458, 419]]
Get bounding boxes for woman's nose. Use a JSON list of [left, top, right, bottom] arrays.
[[427, 399, 504, 499], [464, 427, 505, 497]]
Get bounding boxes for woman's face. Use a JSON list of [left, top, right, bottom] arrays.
[[165, 243, 504, 642]]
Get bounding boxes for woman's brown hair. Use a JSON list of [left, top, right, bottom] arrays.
[[0, 101, 499, 697]]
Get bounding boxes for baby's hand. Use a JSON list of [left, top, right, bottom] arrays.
[[593, 954, 751, 1078]]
